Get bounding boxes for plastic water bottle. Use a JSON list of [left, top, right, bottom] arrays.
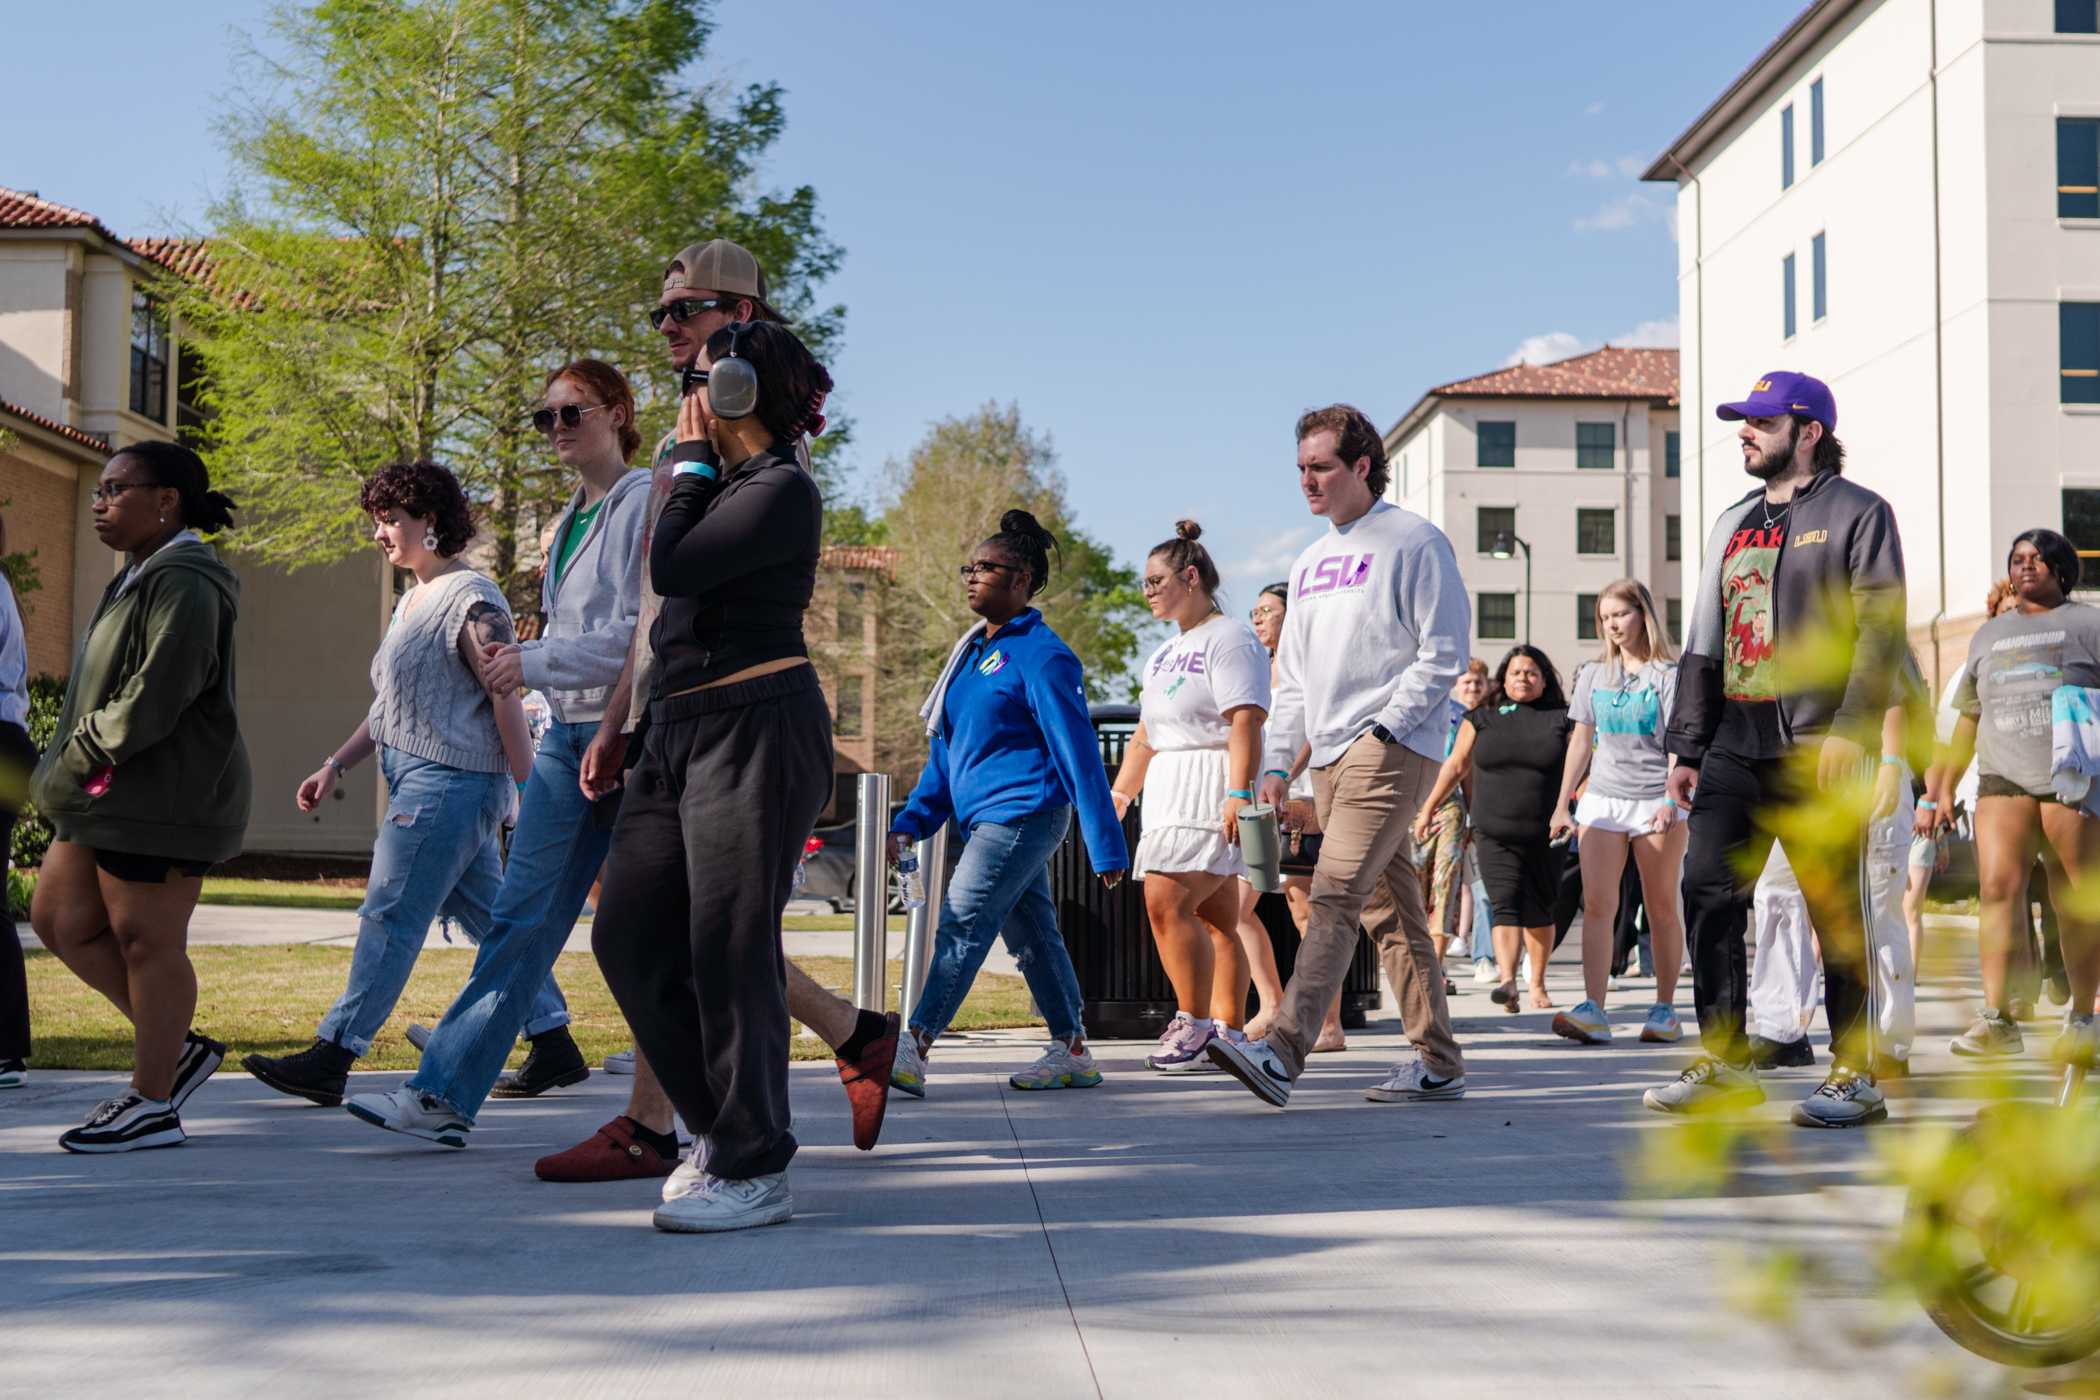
[[898, 851, 926, 910]]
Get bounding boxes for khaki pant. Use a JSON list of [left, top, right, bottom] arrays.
[[1270, 733, 1464, 1080]]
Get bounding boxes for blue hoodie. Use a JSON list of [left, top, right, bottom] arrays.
[[891, 609, 1129, 874]]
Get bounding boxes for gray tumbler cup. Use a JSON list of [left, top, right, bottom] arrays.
[[1238, 803, 1283, 893]]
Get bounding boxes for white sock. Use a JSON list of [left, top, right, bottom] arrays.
[[1189, 1017, 1214, 1032]]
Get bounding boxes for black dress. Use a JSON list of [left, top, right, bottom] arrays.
[[1466, 701, 1572, 927]]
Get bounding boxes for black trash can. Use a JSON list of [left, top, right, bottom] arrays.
[[1251, 891, 1381, 1030], [1050, 704, 1382, 1039]]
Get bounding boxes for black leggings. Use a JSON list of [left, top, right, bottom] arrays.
[[1, 720, 37, 1062], [591, 668, 832, 1181]]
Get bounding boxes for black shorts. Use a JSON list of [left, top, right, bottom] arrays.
[[1977, 773, 2063, 804], [93, 849, 214, 883], [1473, 831, 1557, 927]]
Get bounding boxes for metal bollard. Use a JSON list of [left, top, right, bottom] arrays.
[[851, 772, 891, 1010], [898, 824, 948, 1016]]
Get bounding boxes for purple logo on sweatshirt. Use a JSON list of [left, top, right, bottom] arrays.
[[1296, 553, 1374, 599], [1147, 648, 1208, 678]]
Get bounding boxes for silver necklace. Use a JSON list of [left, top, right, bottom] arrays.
[[1758, 493, 1786, 531]]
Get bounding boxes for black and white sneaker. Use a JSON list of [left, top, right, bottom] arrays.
[[60, 1092, 186, 1154], [0, 1058, 25, 1089], [169, 1030, 227, 1112], [1205, 1034, 1293, 1107]]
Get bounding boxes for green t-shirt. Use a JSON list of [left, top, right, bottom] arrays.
[[552, 498, 603, 587]]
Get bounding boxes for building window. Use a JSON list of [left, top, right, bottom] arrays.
[[2066, 303, 2100, 404], [1812, 232, 1828, 321], [1666, 597, 1683, 643], [1576, 594, 1600, 643], [1666, 513, 1682, 562], [1477, 420, 1516, 468], [1576, 508, 1616, 555], [1477, 506, 1515, 554], [1783, 252, 1798, 339], [129, 290, 169, 422], [836, 674, 864, 737], [1781, 103, 1795, 189], [2061, 119, 2100, 219], [1810, 78, 1825, 166], [837, 580, 866, 649], [2064, 490, 2100, 569], [1576, 422, 1616, 469], [2059, 0, 2098, 33], [1665, 430, 1681, 478], [1478, 592, 1517, 641]]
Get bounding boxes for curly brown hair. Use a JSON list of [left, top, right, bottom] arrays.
[[359, 460, 476, 557], [1294, 404, 1389, 496]]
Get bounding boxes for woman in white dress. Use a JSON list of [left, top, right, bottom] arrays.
[[1110, 522, 1271, 1072]]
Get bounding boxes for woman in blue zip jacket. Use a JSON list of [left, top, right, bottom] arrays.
[[886, 509, 1129, 1096]]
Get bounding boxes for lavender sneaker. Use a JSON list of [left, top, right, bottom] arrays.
[[1146, 1013, 1217, 1072]]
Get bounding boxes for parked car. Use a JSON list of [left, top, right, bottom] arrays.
[[800, 806, 907, 914]]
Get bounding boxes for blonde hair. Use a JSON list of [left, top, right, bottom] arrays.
[[1594, 578, 1677, 670]]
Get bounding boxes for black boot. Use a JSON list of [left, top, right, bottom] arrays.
[[491, 1026, 589, 1099], [242, 1038, 355, 1107], [1747, 1034, 1815, 1069]]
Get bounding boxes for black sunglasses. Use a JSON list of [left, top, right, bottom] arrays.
[[648, 297, 728, 330], [530, 404, 605, 434], [959, 560, 1020, 581]]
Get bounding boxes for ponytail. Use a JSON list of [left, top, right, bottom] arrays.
[[112, 440, 237, 533], [987, 508, 1059, 598]]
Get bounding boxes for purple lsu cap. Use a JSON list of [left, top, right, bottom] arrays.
[[1715, 370, 1836, 432]]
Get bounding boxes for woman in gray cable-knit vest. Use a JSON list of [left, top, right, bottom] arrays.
[[242, 462, 535, 1108]]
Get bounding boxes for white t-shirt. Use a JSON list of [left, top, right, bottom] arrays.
[[1138, 614, 1271, 751]]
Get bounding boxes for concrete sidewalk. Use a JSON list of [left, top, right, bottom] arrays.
[[0, 950, 2015, 1397]]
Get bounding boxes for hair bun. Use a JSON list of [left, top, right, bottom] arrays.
[[999, 508, 1047, 541], [1174, 518, 1202, 542]]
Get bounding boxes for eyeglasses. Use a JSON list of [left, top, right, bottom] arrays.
[[530, 403, 605, 434], [959, 560, 1019, 581], [648, 297, 728, 330], [1141, 574, 1176, 595], [91, 480, 158, 504]]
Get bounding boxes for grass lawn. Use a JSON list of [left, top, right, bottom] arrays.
[[22, 946, 1037, 1072]]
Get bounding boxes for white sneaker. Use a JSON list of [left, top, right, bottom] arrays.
[[1471, 958, 1498, 986], [662, 1136, 715, 1201], [603, 1049, 636, 1075], [1364, 1058, 1466, 1102], [892, 1033, 928, 1098], [652, 1170, 793, 1233], [1010, 1041, 1103, 1090], [1205, 1035, 1293, 1106], [344, 1085, 471, 1148]]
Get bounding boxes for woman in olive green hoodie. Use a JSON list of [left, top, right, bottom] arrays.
[[29, 440, 249, 1154]]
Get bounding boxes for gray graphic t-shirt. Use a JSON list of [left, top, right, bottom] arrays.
[[1955, 602, 2100, 795], [1568, 657, 1678, 800]]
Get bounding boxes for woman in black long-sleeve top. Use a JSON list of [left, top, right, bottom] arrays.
[[591, 320, 835, 1236]]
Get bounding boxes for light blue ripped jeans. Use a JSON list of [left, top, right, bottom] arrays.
[[315, 746, 565, 1056]]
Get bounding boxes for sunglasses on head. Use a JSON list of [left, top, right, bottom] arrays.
[[648, 296, 729, 330], [530, 403, 605, 434]]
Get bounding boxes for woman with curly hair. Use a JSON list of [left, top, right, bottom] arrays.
[[29, 441, 247, 1152], [242, 460, 534, 1109]]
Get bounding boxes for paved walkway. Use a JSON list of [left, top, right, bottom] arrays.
[[0, 929, 2027, 1397]]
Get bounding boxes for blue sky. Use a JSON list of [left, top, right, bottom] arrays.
[[10, 0, 1801, 610]]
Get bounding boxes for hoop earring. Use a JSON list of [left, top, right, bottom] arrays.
[[422, 529, 439, 552]]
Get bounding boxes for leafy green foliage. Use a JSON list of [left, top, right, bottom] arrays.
[[164, 0, 844, 608], [8, 675, 65, 870]]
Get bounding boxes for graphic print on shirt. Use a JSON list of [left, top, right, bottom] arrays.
[[1980, 627, 2067, 755], [1149, 636, 1208, 701], [1720, 516, 1786, 701], [978, 648, 1008, 676], [1294, 552, 1376, 600]]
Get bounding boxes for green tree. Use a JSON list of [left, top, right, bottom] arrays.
[[163, 0, 844, 608], [871, 403, 1144, 778]]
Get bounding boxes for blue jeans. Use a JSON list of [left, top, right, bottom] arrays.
[[316, 747, 557, 1056], [407, 721, 610, 1117], [909, 807, 1086, 1043], [1468, 874, 1493, 961]]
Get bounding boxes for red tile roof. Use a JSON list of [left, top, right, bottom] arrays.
[[0, 399, 112, 455], [1429, 346, 1680, 402], [821, 545, 900, 574], [128, 236, 212, 278], [0, 186, 119, 240]]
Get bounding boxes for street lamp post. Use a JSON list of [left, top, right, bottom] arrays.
[[1489, 530, 1533, 645]]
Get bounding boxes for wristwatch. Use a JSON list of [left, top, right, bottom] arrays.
[[322, 755, 345, 774], [1368, 723, 1396, 745]]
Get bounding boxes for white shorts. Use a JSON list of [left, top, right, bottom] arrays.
[[1133, 747, 1243, 880], [1574, 790, 1668, 836]]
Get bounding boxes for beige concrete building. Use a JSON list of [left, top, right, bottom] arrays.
[[1, 186, 387, 854], [809, 544, 896, 822], [1643, 0, 2100, 693], [1382, 346, 1683, 677]]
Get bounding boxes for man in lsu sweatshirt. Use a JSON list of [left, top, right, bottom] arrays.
[[1208, 404, 1470, 1107]]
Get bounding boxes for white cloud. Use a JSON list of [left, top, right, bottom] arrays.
[[1574, 191, 1667, 233], [1566, 154, 1646, 180], [1584, 99, 1607, 116], [1502, 331, 1592, 367], [1613, 317, 1679, 348], [1229, 525, 1319, 584]]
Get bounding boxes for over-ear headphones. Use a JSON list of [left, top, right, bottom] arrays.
[[705, 320, 760, 421]]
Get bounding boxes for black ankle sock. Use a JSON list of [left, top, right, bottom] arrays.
[[622, 1117, 679, 1160], [834, 1009, 889, 1064]]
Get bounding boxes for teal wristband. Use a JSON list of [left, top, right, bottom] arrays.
[[1227, 788, 1254, 800], [1880, 754, 1901, 767], [1918, 798, 1938, 811], [673, 461, 718, 481], [1263, 768, 1289, 780]]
